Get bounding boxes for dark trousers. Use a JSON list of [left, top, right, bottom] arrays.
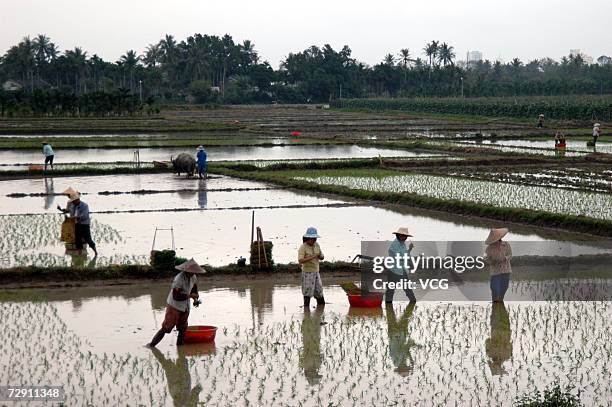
[[75, 223, 96, 250], [385, 270, 416, 302], [197, 164, 206, 178], [490, 273, 510, 302], [44, 155, 54, 169]]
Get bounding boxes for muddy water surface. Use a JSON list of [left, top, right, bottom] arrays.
[[0, 174, 608, 268], [1, 282, 610, 405], [460, 139, 612, 154], [0, 145, 440, 166]]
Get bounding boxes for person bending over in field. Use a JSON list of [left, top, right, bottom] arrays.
[[42, 142, 55, 170], [147, 259, 205, 347], [68, 193, 98, 257]]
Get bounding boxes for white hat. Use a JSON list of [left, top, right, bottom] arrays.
[[594, 123, 601, 127], [393, 227, 413, 237], [176, 258, 207, 274], [303, 227, 320, 238], [485, 228, 509, 245], [197, 145, 204, 151], [62, 187, 78, 196]]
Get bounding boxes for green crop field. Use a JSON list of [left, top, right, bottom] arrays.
[[294, 172, 612, 220], [335, 95, 612, 121]]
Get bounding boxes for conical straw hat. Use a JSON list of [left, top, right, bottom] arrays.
[[62, 187, 77, 195], [175, 258, 207, 274], [393, 227, 413, 237], [485, 228, 509, 245]]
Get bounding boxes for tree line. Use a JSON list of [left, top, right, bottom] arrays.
[[1, 34, 611, 110]]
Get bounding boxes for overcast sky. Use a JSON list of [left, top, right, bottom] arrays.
[[2, 0, 611, 68]]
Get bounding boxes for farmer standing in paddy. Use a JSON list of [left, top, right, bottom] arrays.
[[69, 192, 98, 257], [298, 227, 325, 308], [196, 145, 207, 179], [592, 123, 601, 146], [147, 259, 205, 347], [385, 227, 417, 303], [485, 228, 512, 302], [42, 141, 54, 170]]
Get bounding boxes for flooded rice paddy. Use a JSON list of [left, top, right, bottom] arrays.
[[460, 139, 612, 154], [296, 173, 612, 220], [0, 173, 607, 268], [444, 167, 612, 193], [1, 282, 610, 405], [0, 145, 440, 166]]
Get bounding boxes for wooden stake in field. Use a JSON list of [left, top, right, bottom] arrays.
[[256, 227, 269, 268]]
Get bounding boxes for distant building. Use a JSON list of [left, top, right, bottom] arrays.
[[2, 80, 23, 92], [465, 51, 483, 69], [468, 51, 483, 63], [569, 49, 594, 65]]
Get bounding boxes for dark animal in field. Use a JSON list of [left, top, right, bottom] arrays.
[[170, 153, 196, 177]]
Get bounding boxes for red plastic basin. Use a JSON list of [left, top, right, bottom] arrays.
[[347, 293, 383, 308], [184, 325, 217, 343]]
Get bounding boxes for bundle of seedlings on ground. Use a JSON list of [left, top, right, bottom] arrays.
[[149, 250, 177, 271], [339, 281, 361, 295], [250, 241, 273, 271]]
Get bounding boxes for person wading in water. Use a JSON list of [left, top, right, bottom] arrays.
[[147, 259, 205, 347], [298, 227, 325, 309]]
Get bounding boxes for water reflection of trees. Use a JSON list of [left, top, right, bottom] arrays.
[[485, 303, 512, 376]]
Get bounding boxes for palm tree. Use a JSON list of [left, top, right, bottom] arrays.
[[437, 43, 455, 67], [88, 54, 106, 91], [159, 34, 178, 85], [397, 48, 412, 88], [65, 47, 88, 93], [413, 58, 426, 69], [398, 49, 412, 68], [241, 40, 259, 66], [383, 53, 395, 66], [33, 34, 52, 64], [143, 44, 162, 68], [423, 41, 439, 69], [119, 50, 140, 92], [17, 36, 36, 90], [159, 34, 177, 64]]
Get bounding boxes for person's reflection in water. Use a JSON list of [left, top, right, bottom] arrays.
[[43, 177, 55, 210], [386, 303, 418, 377], [300, 307, 324, 385], [151, 347, 202, 407], [197, 180, 208, 209], [485, 302, 513, 376]]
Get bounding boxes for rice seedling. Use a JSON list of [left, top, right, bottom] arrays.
[[2, 291, 609, 406], [294, 173, 612, 220]]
